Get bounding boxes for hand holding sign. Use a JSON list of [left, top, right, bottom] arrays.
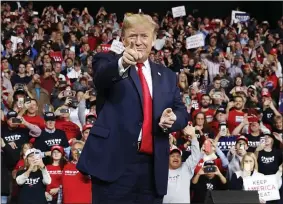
[[121, 42, 142, 68], [110, 37, 125, 54]]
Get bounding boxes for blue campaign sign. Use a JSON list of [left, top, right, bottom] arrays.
[[235, 13, 250, 22]]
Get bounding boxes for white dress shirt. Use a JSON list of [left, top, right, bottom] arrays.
[[118, 58, 152, 142]]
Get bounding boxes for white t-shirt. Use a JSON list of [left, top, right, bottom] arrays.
[[163, 168, 181, 203]]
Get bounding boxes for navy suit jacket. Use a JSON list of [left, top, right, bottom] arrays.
[[77, 52, 189, 196]]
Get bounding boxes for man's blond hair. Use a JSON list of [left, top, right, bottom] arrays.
[[122, 14, 159, 37]]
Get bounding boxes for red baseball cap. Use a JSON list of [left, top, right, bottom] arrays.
[[82, 124, 92, 132], [248, 115, 259, 123], [170, 147, 182, 156], [270, 48, 277, 55], [236, 135, 248, 144], [51, 145, 64, 154]]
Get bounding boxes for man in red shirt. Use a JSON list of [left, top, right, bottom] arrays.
[[192, 94, 215, 123], [23, 99, 45, 129], [226, 96, 245, 133], [54, 106, 81, 142], [62, 140, 91, 204]]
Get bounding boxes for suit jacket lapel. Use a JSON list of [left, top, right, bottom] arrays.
[[129, 66, 143, 110]]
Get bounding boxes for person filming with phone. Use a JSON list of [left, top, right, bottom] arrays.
[[191, 160, 227, 203], [226, 136, 249, 180], [15, 148, 51, 204], [2, 110, 42, 163]]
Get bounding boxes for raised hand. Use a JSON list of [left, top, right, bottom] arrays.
[[121, 42, 143, 68]]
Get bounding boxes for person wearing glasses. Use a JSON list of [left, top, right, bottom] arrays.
[[62, 140, 91, 204]]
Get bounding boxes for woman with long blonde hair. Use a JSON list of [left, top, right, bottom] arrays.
[[229, 152, 263, 190]]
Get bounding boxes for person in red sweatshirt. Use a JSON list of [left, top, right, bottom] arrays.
[[191, 94, 215, 123], [62, 140, 91, 204], [46, 145, 67, 204], [54, 105, 81, 142], [226, 95, 245, 133], [23, 99, 45, 129]]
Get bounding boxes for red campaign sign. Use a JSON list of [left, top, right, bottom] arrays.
[[101, 44, 111, 53], [49, 51, 63, 62]]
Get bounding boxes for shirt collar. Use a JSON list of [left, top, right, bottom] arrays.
[[45, 128, 56, 133], [136, 59, 150, 70]]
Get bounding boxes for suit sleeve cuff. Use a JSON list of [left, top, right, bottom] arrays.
[[118, 57, 130, 76]]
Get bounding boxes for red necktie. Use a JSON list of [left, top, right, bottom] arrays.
[[136, 63, 153, 154]]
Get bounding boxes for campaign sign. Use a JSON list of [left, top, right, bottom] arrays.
[[235, 13, 250, 22], [243, 174, 280, 201], [49, 51, 63, 62], [101, 44, 111, 53], [186, 33, 205, 49], [172, 6, 186, 18]]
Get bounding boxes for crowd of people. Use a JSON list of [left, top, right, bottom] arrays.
[[1, 1, 283, 204]]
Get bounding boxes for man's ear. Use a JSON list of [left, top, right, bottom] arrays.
[[122, 37, 126, 46]]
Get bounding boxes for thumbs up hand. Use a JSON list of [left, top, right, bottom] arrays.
[[121, 41, 143, 68], [159, 108, 177, 130]]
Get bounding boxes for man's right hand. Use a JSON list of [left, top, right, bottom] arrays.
[[121, 42, 142, 68]]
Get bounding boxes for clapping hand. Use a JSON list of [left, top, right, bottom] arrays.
[[159, 108, 177, 130]]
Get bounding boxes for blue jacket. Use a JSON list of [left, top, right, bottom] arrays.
[[77, 52, 189, 196]]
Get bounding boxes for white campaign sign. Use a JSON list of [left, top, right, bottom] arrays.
[[186, 33, 204, 49], [230, 10, 246, 25], [243, 174, 280, 202], [172, 6, 186, 18], [110, 40, 125, 54]]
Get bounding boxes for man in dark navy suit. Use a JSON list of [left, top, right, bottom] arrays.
[[77, 13, 189, 204]]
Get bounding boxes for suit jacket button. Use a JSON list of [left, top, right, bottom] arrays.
[[139, 122, 142, 126], [132, 142, 136, 147]]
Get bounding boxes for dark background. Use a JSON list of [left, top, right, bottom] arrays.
[[6, 1, 283, 28]]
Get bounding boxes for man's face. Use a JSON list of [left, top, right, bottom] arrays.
[[72, 143, 83, 161], [169, 152, 182, 169], [27, 100, 38, 114], [43, 55, 51, 63], [216, 112, 227, 122], [250, 122, 259, 132], [164, 49, 171, 58], [66, 59, 73, 68], [236, 140, 247, 156], [210, 38, 217, 47], [213, 80, 221, 89], [54, 63, 62, 73], [234, 97, 243, 110], [18, 64, 25, 74], [45, 120, 55, 129], [7, 118, 18, 128], [2, 59, 9, 69], [182, 54, 189, 64], [122, 23, 156, 63], [201, 96, 210, 108]]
